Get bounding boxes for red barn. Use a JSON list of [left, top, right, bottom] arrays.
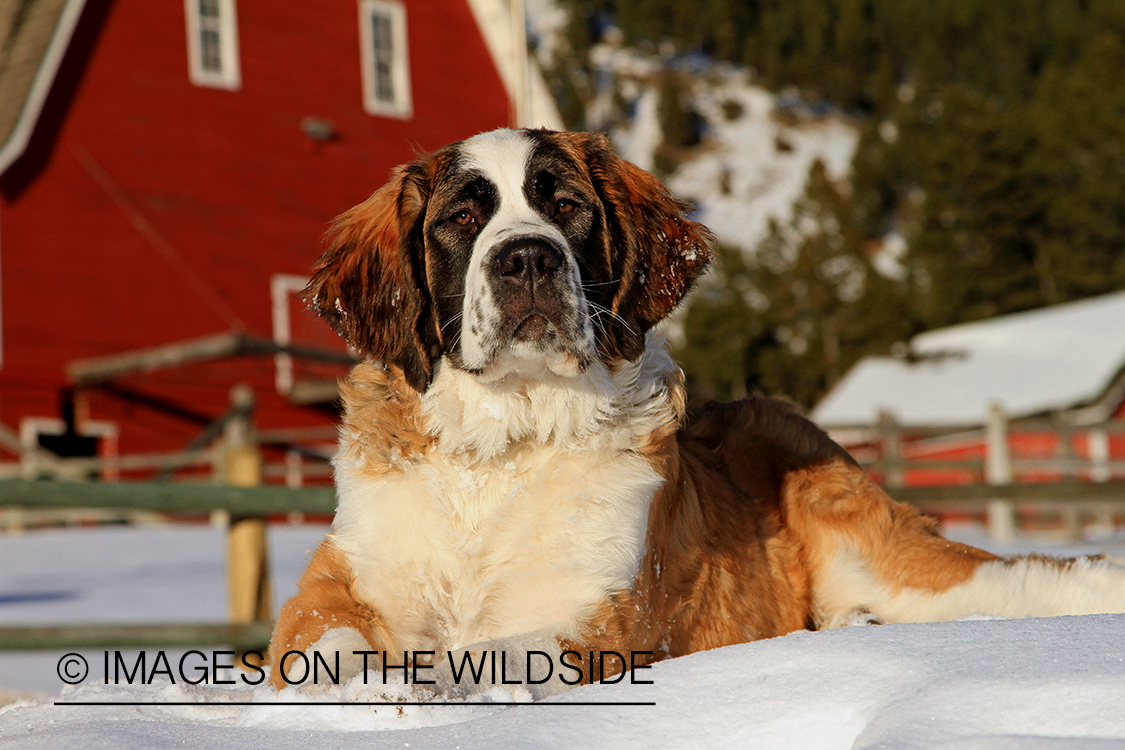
[[0, 0, 560, 480]]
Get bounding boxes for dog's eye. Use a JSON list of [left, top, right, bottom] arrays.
[[534, 170, 557, 196], [450, 210, 475, 226], [556, 198, 578, 216]]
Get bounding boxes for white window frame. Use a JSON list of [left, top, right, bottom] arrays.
[[359, 0, 413, 119], [185, 0, 242, 90], [270, 273, 309, 396], [271, 273, 358, 397]]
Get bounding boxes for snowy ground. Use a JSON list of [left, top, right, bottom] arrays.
[[1, 522, 1124, 749]]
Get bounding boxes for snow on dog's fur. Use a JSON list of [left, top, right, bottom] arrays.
[[268, 129, 1125, 694]]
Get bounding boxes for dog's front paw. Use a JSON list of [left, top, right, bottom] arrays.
[[425, 636, 573, 702], [824, 607, 884, 629], [277, 627, 373, 692]]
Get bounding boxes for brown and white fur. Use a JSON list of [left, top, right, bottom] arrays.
[[268, 128, 1125, 693]]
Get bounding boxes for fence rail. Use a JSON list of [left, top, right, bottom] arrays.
[[0, 479, 335, 515], [888, 478, 1125, 505], [0, 623, 273, 651], [826, 408, 1125, 483], [5, 478, 1119, 515], [0, 478, 334, 653]]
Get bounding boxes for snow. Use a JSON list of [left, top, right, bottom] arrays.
[[2, 523, 1125, 748], [589, 50, 860, 346], [604, 60, 860, 256], [524, 0, 569, 63], [610, 84, 662, 173], [813, 290, 1125, 426], [666, 80, 858, 256], [871, 232, 908, 282]]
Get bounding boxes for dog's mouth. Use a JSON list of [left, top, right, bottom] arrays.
[[512, 313, 555, 343], [474, 303, 591, 380]]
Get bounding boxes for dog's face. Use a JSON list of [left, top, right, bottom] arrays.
[[305, 129, 713, 390]]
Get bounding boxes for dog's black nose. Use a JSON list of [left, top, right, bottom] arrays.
[[495, 239, 562, 286]]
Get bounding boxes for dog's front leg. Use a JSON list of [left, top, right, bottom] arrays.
[[425, 631, 578, 701], [268, 538, 392, 690], [425, 621, 655, 701]]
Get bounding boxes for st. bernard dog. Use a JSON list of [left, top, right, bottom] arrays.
[[268, 128, 1125, 695]]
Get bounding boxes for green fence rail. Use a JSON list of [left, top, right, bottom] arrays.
[[0, 479, 336, 515], [0, 623, 273, 651], [4, 477, 1122, 515]]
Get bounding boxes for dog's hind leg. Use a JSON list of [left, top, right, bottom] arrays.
[[787, 459, 1125, 628]]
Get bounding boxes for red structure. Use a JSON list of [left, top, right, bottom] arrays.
[[0, 0, 535, 475], [846, 420, 1125, 489]]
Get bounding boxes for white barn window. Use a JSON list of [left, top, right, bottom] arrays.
[[359, 0, 413, 119], [185, 0, 241, 90]]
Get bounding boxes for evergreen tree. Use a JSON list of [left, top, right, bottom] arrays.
[[681, 161, 911, 407], [555, 0, 1125, 404], [678, 245, 760, 401]]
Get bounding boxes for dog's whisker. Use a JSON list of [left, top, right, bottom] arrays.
[[579, 278, 622, 289], [440, 312, 464, 334], [587, 300, 638, 338]]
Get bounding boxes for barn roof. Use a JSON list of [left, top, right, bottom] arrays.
[[0, 0, 85, 175], [812, 290, 1125, 427]]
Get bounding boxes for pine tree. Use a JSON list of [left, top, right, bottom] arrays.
[[679, 160, 912, 408], [569, 0, 1125, 401]]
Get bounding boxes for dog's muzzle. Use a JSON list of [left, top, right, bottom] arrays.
[[491, 236, 570, 343]]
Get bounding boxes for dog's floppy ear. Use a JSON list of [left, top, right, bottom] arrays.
[[304, 161, 438, 391], [583, 133, 714, 360]]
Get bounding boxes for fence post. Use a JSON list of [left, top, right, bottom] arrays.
[[1053, 413, 1079, 538], [284, 449, 306, 525], [985, 403, 1015, 543], [1088, 428, 1111, 483], [222, 384, 271, 663], [1087, 427, 1114, 537], [878, 410, 903, 488]]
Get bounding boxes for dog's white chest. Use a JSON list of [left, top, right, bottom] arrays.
[[329, 444, 662, 653]]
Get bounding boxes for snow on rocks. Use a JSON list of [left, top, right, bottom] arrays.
[[598, 53, 860, 257]]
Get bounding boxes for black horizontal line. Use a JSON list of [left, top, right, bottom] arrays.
[[53, 701, 657, 707]]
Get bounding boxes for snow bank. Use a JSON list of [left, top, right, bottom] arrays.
[[2, 615, 1124, 749], [2, 524, 1125, 748]]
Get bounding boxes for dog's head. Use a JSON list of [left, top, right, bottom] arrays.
[[305, 129, 713, 391]]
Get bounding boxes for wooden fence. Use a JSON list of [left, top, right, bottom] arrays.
[[825, 404, 1125, 541], [4, 475, 1125, 652], [0, 383, 334, 654]]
